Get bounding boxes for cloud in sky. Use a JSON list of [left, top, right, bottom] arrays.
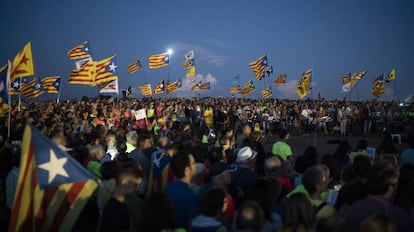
[[276, 79, 299, 99], [180, 73, 218, 97], [171, 42, 225, 67]]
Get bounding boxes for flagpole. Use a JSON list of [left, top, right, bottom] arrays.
[[394, 77, 396, 101], [7, 61, 11, 139], [57, 79, 62, 104]]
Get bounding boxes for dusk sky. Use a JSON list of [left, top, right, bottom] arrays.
[[1, 0, 413, 101]]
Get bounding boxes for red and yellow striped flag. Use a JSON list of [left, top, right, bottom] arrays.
[[68, 61, 97, 85], [128, 60, 142, 74], [261, 87, 272, 99], [67, 41, 91, 60], [274, 74, 286, 85], [249, 55, 268, 80], [95, 56, 118, 85], [139, 84, 152, 96], [9, 125, 98, 232], [149, 53, 169, 69], [229, 85, 240, 94], [166, 79, 182, 94], [41, 76, 60, 94]]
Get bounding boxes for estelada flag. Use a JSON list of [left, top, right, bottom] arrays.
[[149, 53, 169, 69], [9, 125, 98, 232]]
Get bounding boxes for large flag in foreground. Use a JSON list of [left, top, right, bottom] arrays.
[[41, 76, 61, 94], [149, 53, 169, 69], [10, 42, 35, 81], [67, 41, 91, 60], [249, 55, 268, 80], [9, 125, 98, 232]]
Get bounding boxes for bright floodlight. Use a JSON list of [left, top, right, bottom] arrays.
[[167, 49, 173, 55]]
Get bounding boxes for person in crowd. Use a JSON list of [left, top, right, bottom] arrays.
[[272, 129, 293, 161], [125, 130, 138, 153], [164, 149, 199, 229], [280, 192, 316, 232], [236, 123, 252, 149], [401, 135, 414, 165], [100, 160, 144, 232], [191, 188, 228, 232], [359, 214, 397, 232], [302, 164, 335, 219], [231, 146, 259, 202], [87, 144, 106, 178], [395, 163, 414, 219], [137, 191, 186, 232], [346, 163, 413, 232], [235, 200, 265, 232]]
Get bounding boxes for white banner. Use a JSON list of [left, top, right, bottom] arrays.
[[135, 109, 146, 120], [75, 57, 93, 70], [99, 79, 119, 94]]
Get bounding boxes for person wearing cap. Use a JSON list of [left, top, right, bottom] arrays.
[[231, 146, 259, 201]]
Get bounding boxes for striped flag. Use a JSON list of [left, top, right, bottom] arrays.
[[386, 68, 395, 83], [9, 125, 97, 232], [68, 61, 97, 85], [352, 69, 368, 80], [95, 56, 118, 85], [139, 84, 152, 96], [166, 79, 182, 94], [229, 85, 240, 94], [10, 42, 35, 82], [67, 41, 91, 60], [20, 79, 41, 99], [153, 80, 165, 95], [98, 79, 119, 94], [149, 53, 169, 69], [261, 87, 272, 99], [249, 55, 268, 80], [199, 82, 210, 90], [182, 59, 195, 68], [128, 60, 142, 74], [372, 74, 384, 88], [191, 81, 201, 91], [41, 76, 61, 94], [342, 73, 351, 84], [240, 80, 255, 96], [186, 66, 196, 77], [274, 74, 286, 85]]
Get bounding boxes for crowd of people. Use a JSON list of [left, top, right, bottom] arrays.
[[1, 96, 414, 232]]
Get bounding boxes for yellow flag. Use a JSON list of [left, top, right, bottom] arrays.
[[386, 68, 395, 83], [10, 42, 35, 81], [186, 66, 195, 77], [295, 81, 307, 99]]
